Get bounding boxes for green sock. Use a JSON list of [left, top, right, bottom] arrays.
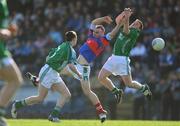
[[0, 107, 6, 116], [139, 85, 145, 93], [50, 106, 61, 117], [15, 100, 27, 109], [112, 87, 118, 94]]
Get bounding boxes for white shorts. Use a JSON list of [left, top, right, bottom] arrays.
[[102, 55, 131, 76], [0, 57, 14, 68], [38, 64, 63, 89]]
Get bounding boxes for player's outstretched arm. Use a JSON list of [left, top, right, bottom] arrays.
[[68, 63, 82, 79], [123, 8, 132, 34], [108, 12, 126, 39], [91, 16, 113, 26]]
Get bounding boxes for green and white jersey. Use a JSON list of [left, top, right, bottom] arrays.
[[0, 0, 11, 59], [113, 28, 140, 56], [46, 42, 77, 72]]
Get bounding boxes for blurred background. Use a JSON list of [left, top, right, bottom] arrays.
[[2, 0, 180, 120]]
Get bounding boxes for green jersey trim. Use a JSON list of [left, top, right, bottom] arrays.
[[126, 57, 130, 75], [39, 66, 50, 82]]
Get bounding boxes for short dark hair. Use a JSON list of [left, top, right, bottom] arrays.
[[65, 31, 77, 41]]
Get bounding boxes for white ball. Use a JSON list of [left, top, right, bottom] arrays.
[[152, 38, 165, 51]]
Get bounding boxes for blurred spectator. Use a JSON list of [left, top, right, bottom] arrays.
[[5, 0, 180, 120], [160, 78, 173, 120], [171, 70, 180, 120], [159, 49, 176, 78], [130, 42, 147, 63], [48, 26, 63, 45]]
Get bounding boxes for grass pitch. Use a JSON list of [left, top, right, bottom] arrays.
[[7, 119, 180, 126]]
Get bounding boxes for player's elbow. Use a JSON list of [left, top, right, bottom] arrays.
[[109, 34, 114, 39]]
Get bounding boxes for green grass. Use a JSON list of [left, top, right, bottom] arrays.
[[7, 119, 180, 126]]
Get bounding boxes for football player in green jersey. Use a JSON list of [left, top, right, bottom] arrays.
[[98, 8, 152, 104], [0, 0, 23, 125], [11, 31, 82, 122]]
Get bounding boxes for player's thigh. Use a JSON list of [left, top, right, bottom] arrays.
[[38, 84, 49, 99], [98, 67, 112, 80], [51, 81, 71, 96], [101, 56, 115, 75], [0, 59, 23, 84], [121, 75, 133, 85], [80, 79, 91, 92]]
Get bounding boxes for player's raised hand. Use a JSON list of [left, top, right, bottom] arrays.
[[103, 16, 113, 24], [124, 8, 133, 18], [115, 12, 125, 25]]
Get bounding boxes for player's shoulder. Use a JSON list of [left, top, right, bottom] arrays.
[[60, 42, 70, 47]]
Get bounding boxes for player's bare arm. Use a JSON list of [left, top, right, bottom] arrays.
[[68, 63, 82, 79], [91, 16, 113, 26], [108, 12, 126, 39], [123, 8, 132, 34]]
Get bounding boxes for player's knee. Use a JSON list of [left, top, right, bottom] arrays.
[[125, 83, 133, 88], [37, 96, 45, 103]]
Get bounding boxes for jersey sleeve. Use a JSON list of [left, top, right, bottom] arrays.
[[63, 43, 71, 61], [104, 32, 112, 41]]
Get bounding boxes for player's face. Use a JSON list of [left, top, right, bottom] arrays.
[[130, 20, 142, 30], [71, 35, 77, 47], [93, 27, 105, 38]]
